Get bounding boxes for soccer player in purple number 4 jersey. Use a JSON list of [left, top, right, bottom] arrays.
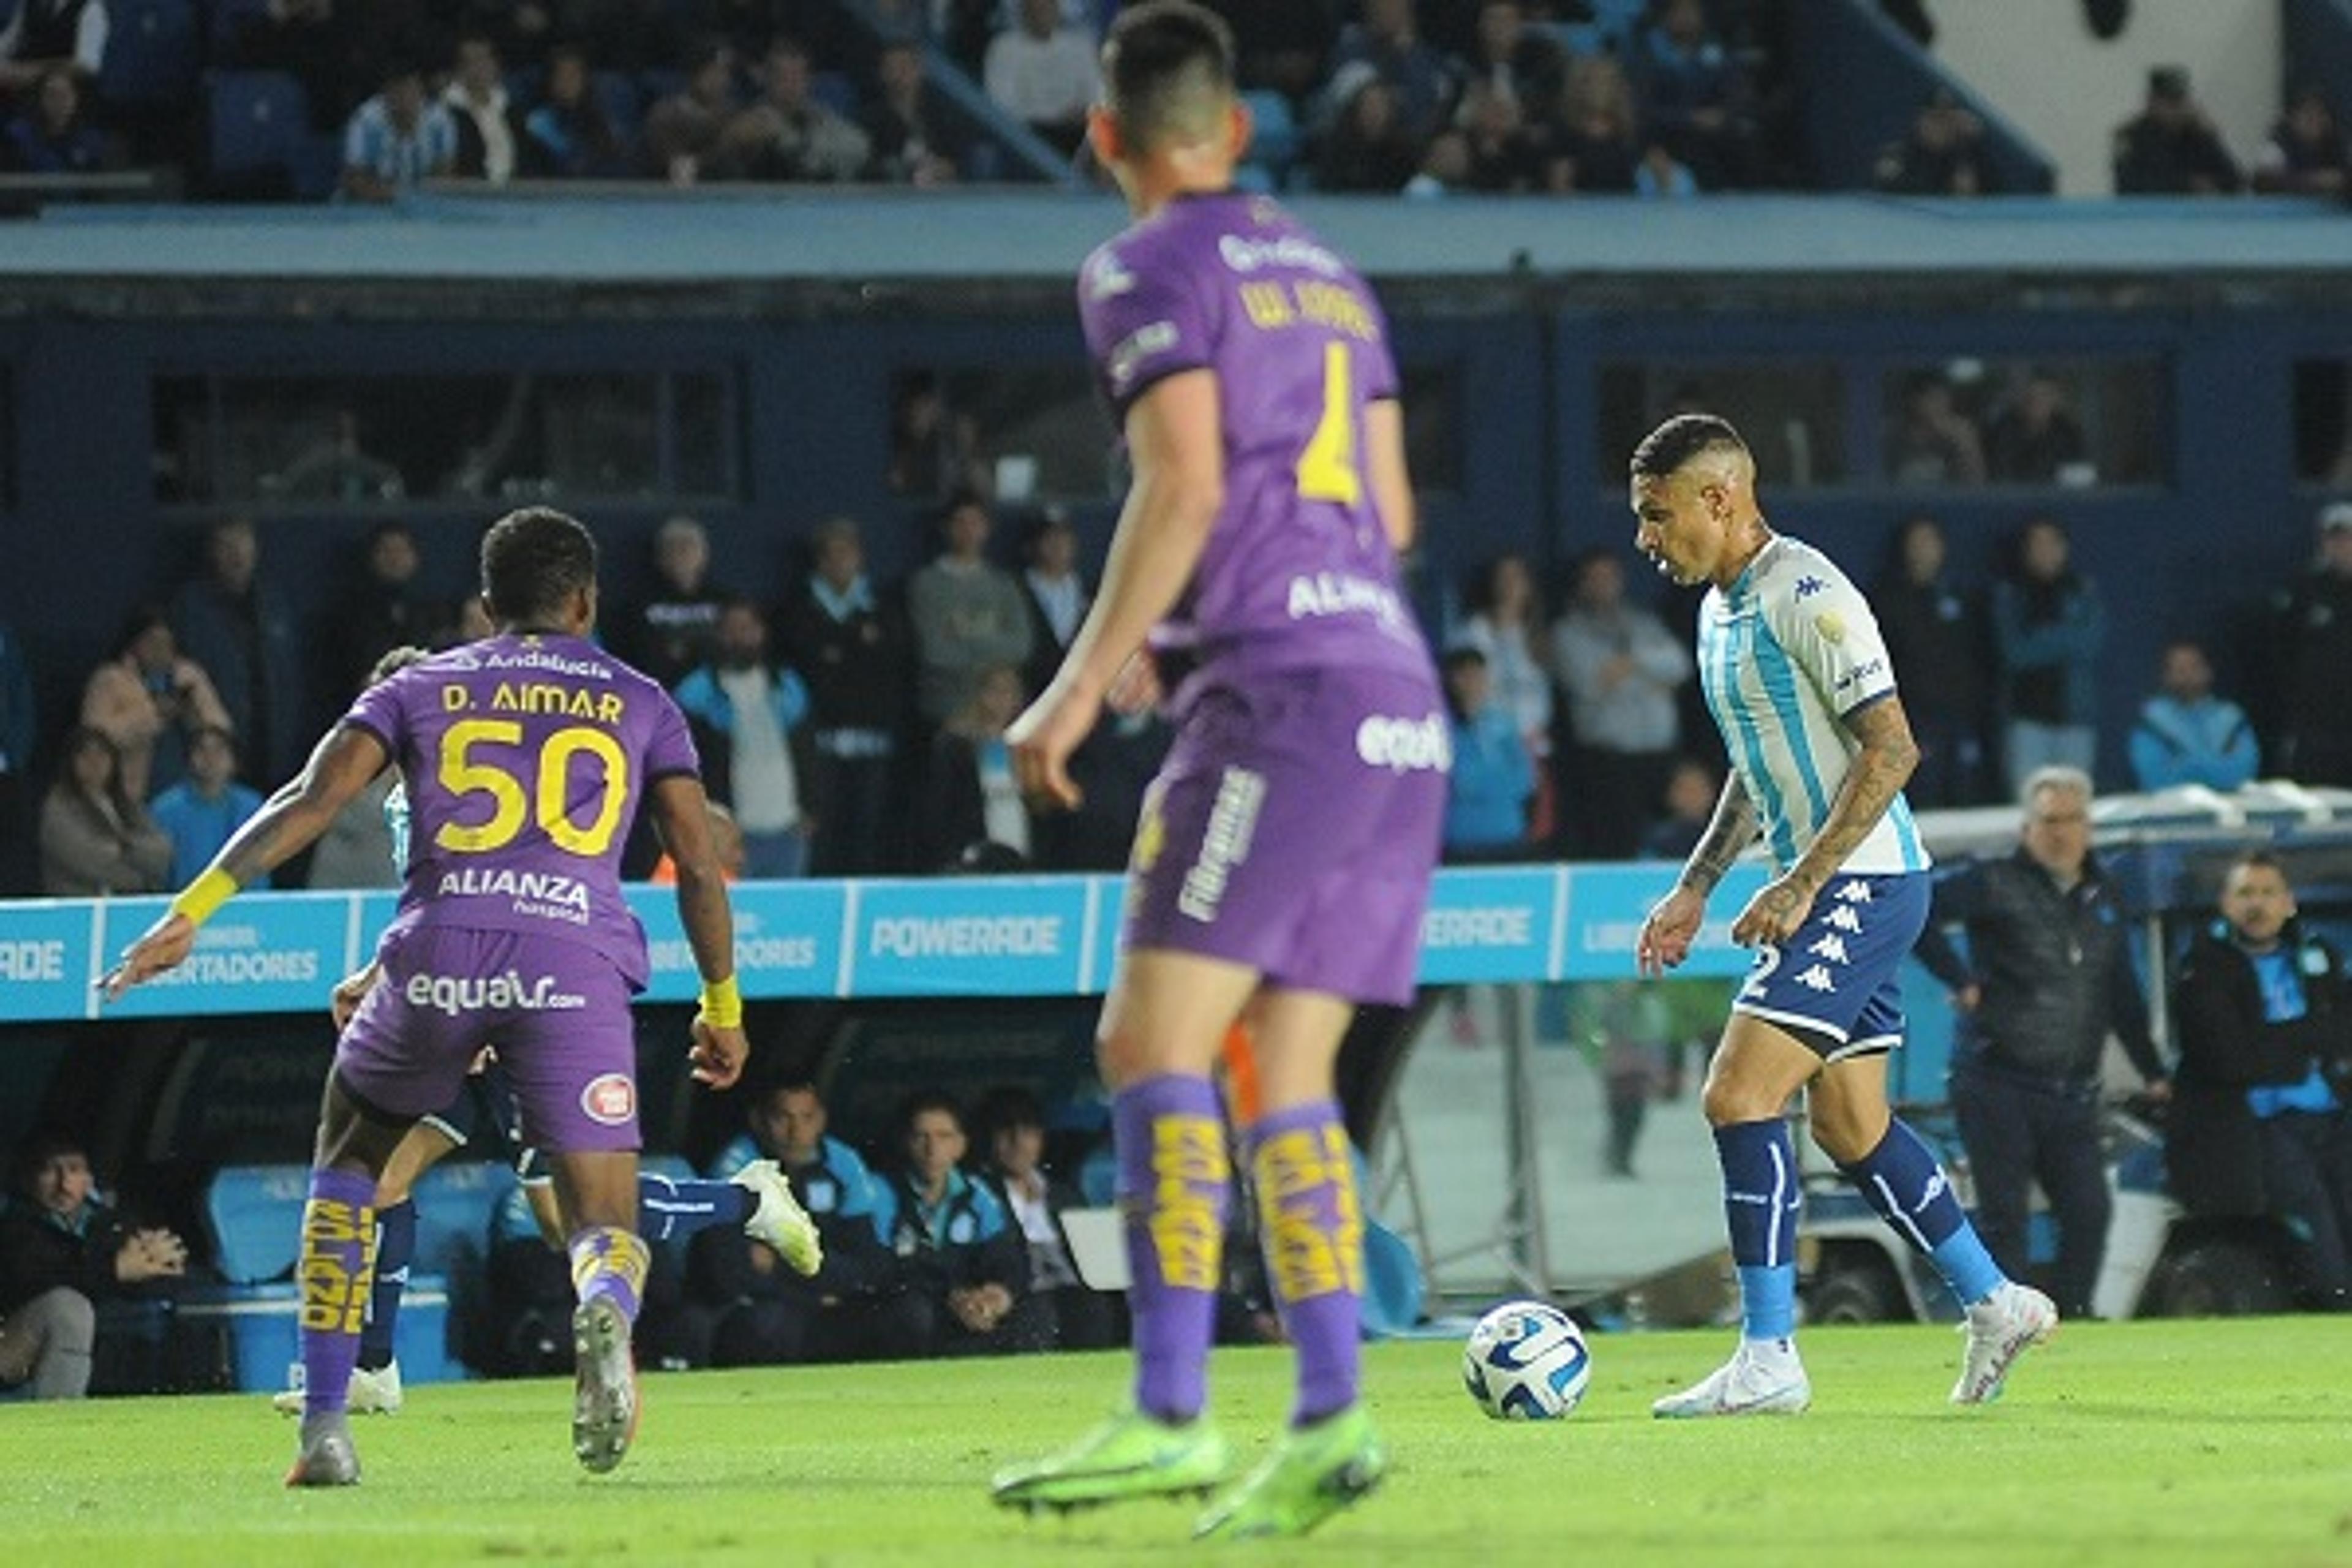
[[1627, 415, 2056, 1419], [105, 509, 758, 1485], [990, 2, 1446, 1542]]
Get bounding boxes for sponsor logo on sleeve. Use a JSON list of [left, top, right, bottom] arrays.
[[1107, 320, 1179, 394]]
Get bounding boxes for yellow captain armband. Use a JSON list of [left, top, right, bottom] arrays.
[[167, 867, 239, 929], [696, 973, 744, 1030]]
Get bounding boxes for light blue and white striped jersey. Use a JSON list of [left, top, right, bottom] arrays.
[[1695, 535, 1929, 877]]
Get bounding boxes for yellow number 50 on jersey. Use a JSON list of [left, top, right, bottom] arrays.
[[434, 719, 630, 857]]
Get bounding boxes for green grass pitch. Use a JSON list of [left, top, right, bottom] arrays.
[[6, 1319, 2350, 1566]]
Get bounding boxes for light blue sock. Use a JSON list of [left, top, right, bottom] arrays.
[[1715, 1120, 1800, 1343], [1838, 1119, 2005, 1306]]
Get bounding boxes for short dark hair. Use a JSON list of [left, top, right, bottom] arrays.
[[480, 507, 598, 626], [2225, 848, 2286, 881], [1103, 1, 1235, 152], [1442, 644, 1488, 674], [1629, 413, 1749, 481], [900, 1089, 966, 1135]]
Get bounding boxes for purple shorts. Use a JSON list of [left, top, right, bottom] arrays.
[[337, 924, 641, 1156], [1125, 667, 1446, 1006]]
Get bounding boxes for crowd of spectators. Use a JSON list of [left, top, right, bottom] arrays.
[[1431, 496, 2352, 863]]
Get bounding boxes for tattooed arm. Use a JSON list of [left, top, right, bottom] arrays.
[[1727, 693, 1920, 948], [1675, 772, 1761, 899]]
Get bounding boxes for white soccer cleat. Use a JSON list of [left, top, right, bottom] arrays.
[[733, 1159, 823, 1277], [270, 1360, 402, 1416], [1953, 1282, 2057, 1406], [349, 1359, 404, 1415], [1652, 1342, 1812, 1419]]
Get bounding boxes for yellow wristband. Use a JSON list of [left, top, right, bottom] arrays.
[[696, 973, 743, 1030], [167, 867, 239, 929]]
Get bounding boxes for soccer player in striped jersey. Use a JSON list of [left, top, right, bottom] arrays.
[[1629, 414, 2055, 1415]]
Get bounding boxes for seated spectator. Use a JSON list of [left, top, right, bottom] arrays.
[[0, 1133, 187, 1400], [1630, 0, 1758, 189], [983, 0, 1096, 158], [619, 513, 725, 689], [919, 662, 1032, 870], [1419, 78, 1566, 194], [148, 725, 266, 889], [2253, 83, 2349, 197], [862, 37, 959, 186], [908, 491, 1033, 729], [39, 726, 170, 896], [777, 515, 912, 875], [1459, 0, 1565, 131], [1638, 753, 1718, 862], [2170, 853, 2352, 1311], [1873, 88, 1988, 196], [644, 38, 740, 184], [1985, 369, 2089, 484], [521, 43, 633, 179], [1313, 69, 1423, 194], [692, 1080, 894, 1365], [671, 598, 817, 879], [721, 36, 872, 184], [0, 0, 107, 102], [341, 61, 458, 203], [1886, 370, 1987, 486], [1441, 645, 1534, 864], [2113, 65, 2241, 196], [1561, 54, 1692, 197], [330, 520, 439, 700], [975, 1085, 1117, 1351], [871, 1091, 1039, 1357], [3, 66, 107, 174], [1323, 0, 1457, 145], [442, 32, 522, 184], [2128, 638, 2259, 793], [80, 606, 231, 802]]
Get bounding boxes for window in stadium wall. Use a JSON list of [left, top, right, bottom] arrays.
[[890, 367, 1117, 504], [1878, 358, 2165, 489], [2291, 360, 2352, 486], [1397, 363, 1463, 496], [1596, 363, 1845, 489], [151, 371, 740, 508]]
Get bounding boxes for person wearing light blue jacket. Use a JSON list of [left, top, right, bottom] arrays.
[[2128, 639, 2260, 793], [671, 600, 816, 879]]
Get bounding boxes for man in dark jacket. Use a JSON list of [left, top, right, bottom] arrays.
[[2170, 851, 2352, 1310], [871, 1091, 1036, 1357], [775, 516, 913, 875], [0, 1134, 187, 1398], [1916, 766, 2171, 1317]]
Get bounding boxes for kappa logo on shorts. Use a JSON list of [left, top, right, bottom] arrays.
[[580, 1072, 637, 1126]]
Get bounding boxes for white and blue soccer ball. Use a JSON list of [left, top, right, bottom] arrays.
[[1462, 1300, 1591, 1420]]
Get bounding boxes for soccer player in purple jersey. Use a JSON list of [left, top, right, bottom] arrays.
[[990, 2, 1445, 1540], [105, 509, 755, 1485], [1628, 415, 2055, 1419]]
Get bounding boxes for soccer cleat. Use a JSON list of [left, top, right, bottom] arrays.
[[1953, 1281, 2058, 1405], [1193, 1404, 1386, 1542], [285, 1414, 361, 1487], [1651, 1343, 1812, 1419], [571, 1297, 640, 1475], [733, 1159, 823, 1277], [271, 1360, 404, 1417], [991, 1409, 1232, 1513]]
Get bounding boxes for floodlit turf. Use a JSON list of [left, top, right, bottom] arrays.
[[6, 1319, 2351, 1566]]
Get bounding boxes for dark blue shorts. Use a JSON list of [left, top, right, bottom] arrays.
[[1732, 870, 1929, 1060]]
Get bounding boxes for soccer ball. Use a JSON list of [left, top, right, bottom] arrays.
[[1462, 1300, 1591, 1420]]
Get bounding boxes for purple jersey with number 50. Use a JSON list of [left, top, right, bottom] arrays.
[[1078, 192, 1436, 714], [341, 633, 699, 989]]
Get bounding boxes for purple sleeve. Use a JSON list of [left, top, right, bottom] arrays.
[[341, 672, 409, 756], [1078, 238, 1215, 422], [643, 688, 701, 784]]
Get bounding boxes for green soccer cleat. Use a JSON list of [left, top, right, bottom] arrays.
[[991, 1409, 1232, 1515], [1193, 1404, 1386, 1542]]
